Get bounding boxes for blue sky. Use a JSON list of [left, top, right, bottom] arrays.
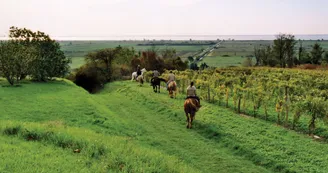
[[0, 0, 327, 37]]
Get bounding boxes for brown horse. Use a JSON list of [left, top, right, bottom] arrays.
[[167, 81, 177, 98], [184, 98, 199, 129]]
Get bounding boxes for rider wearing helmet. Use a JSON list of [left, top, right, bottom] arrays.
[[166, 71, 175, 89], [186, 81, 201, 107]]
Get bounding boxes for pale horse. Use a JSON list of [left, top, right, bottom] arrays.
[[131, 68, 147, 81]]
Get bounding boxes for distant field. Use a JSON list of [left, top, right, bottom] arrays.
[[64, 40, 328, 69], [60, 41, 208, 58], [198, 56, 246, 67], [70, 57, 85, 69]]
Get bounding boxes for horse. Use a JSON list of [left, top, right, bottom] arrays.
[[131, 68, 146, 81], [167, 81, 177, 98], [137, 75, 144, 85], [184, 98, 200, 129], [150, 77, 166, 93]]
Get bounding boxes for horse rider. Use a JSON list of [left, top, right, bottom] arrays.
[[136, 65, 142, 78], [151, 69, 160, 86], [186, 81, 201, 107], [166, 71, 175, 89]]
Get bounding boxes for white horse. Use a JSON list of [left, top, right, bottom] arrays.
[[131, 68, 147, 81]]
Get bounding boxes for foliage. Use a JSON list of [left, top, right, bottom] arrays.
[[72, 64, 106, 93], [85, 47, 122, 82], [0, 41, 35, 85], [9, 26, 71, 81], [162, 67, 328, 136], [310, 43, 325, 64]]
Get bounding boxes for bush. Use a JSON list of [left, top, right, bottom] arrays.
[[72, 65, 106, 93], [242, 57, 253, 67], [298, 64, 318, 70]]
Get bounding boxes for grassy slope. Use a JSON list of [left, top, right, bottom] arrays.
[[1, 79, 328, 172]]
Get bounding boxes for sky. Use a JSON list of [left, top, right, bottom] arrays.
[[0, 0, 327, 37]]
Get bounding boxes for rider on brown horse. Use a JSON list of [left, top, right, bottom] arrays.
[[166, 71, 175, 90], [186, 81, 201, 108]]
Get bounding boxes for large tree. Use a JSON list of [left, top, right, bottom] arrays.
[[273, 34, 287, 68], [9, 26, 71, 81]]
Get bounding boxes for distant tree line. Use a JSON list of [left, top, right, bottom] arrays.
[[254, 34, 328, 68], [0, 26, 71, 85]]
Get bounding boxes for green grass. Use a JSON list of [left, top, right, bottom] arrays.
[[1, 79, 328, 172], [70, 57, 85, 70], [198, 56, 246, 67]]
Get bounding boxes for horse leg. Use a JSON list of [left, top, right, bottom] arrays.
[[190, 112, 195, 129], [185, 112, 190, 128], [158, 85, 160, 93]]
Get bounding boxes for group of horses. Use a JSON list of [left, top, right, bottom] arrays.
[[131, 69, 200, 129]]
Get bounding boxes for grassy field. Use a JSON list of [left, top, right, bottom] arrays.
[[198, 56, 245, 67], [1, 78, 328, 172], [60, 41, 208, 58], [70, 57, 85, 69]]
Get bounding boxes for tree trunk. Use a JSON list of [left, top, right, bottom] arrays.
[[309, 115, 316, 135], [237, 97, 241, 113]]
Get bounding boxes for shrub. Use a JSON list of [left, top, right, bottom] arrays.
[[73, 65, 106, 93]]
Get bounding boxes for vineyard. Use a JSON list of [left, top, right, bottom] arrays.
[[145, 68, 328, 138]]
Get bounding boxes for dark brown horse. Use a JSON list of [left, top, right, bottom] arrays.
[[167, 81, 177, 98], [150, 77, 166, 93], [184, 98, 200, 129]]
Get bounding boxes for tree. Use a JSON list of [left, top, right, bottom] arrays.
[[0, 41, 35, 85], [161, 47, 177, 59], [9, 26, 71, 81], [273, 34, 287, 68], [254, 46, 262, 66], [200, 62, 209, 70], [298, 40, 308, 64], [310, 43, 324, 64], [285, 34, 296, 68], [190, 62, 199, 70], [85, 47, 122, 82], [187, 56, 194, 63]]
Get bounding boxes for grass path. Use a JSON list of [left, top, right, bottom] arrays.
[[95, 82, 271, 173], [97, 81, 328, 173]]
